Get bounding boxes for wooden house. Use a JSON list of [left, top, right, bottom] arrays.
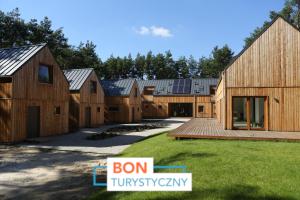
[[0, 44, 69, 143], [137, 79, 218, 118], [101, 79, 142, 123], [216, 16, 300, 131], [63, 68, 104, 131]]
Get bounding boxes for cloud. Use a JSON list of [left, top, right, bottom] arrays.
[[135, 26, 173, 38], [136, 26, 150, 35]]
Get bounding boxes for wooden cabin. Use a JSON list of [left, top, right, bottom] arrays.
[[63, 68, 105, 131], [137, 79, 218, 118], [0, 44, 69, 143], [216, 16, 300, 132], [101, 79, 142, 123]]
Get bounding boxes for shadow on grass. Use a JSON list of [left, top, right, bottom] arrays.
[[155, 152, 216, 166], [91, 184, 296, 200]]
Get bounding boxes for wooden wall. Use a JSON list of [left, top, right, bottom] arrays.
[[127, 82, 142, 122], [105, 81, 142, 123], [215, 75, 226, 128], [142, 95, 214, 118], [226, 18, 300, 88], [225, 87, 300, 131], [1, 46, 69, 143], [69, 71, 105, 130], [195, 96, 214, 118], [0, 80, 12, 141], [221, 17, 300, 131]]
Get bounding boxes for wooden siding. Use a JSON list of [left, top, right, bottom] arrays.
[[1, 46, 69, 143], [0, 99, 12, 142], [226, 18, 300, 88], [0, 81, 12, 99], [105, 81, 141, 123], [219, 17, 300, 132], [225, 87, 300, 131], [215, 75, 226, 128], [69, 71, 104, 130], [142, 95, 214, 118]]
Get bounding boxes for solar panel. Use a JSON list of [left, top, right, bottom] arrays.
[[172, 79, 191, 94]]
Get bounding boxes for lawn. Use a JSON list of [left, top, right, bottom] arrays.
[[89, 133, 300, 200]]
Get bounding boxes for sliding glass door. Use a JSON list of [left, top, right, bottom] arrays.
[[232, 97, 267, 130], [233, 97, 248, 129]]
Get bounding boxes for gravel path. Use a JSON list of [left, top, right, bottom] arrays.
[[0, 118, 189, 200]]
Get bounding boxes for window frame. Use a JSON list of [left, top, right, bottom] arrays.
[[38, 64, 53, 84], [90, 81, 97, 94], [198, 105, 205, 113], [54, 106, 61, 115]]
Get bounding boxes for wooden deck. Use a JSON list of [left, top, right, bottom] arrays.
[[168, 118, 300, 141]]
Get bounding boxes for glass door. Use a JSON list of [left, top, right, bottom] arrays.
[[250, 97, 265, 129], [232, 97, 267, 130], [232, 97, 248, 129]]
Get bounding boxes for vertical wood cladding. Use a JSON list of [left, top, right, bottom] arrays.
[[142, 95, 214, 118], [217, 17, 300, 131], [0, 46, 69, 143], [80, 71, 105, 127], [105, 81, 142, 123]]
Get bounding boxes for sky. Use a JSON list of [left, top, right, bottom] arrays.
[[0, 0, 285, 61]]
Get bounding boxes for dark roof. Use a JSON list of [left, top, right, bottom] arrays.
[[101, 79, 136, 96], [190, 79, 218, 95], [137, 78, 218, 96], [63, 68, 94, 91], [0, 43, 46, 76]]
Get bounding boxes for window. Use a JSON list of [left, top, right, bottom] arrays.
[[38, 64, 53, 83], [134, 88, 138, 97], [210, 85, 216, 95], [90, 81, 97, 93], [144, 86, 154, 95], [54, 106, 60, 115], [233, 97, 265, 130], [198, 105, 204, 113], [109, 106, 119, 112], [97, 107, 101, 112]]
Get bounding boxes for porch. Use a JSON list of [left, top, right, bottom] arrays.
[[168, 118, 300, 141]]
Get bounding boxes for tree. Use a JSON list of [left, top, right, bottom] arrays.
[[0, 8, 28, 47], [145, 51, 154, 79], [175, 57, 189, 78], [244, 0, 300, 47], [200, 45, 234, 78], [134, 53, 146, 79], [187, 55, 199, 78]]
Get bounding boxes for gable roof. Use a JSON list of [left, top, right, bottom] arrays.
[[0, 43, 46, 76], [224, 15, 299, 74], [137, 78, 218, 96], [63, 68, 94, 91], [101, 79, 136, 96]]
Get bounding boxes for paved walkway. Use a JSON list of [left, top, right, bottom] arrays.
[[21, 118, 190, 155], [169, 118, 300, 141]]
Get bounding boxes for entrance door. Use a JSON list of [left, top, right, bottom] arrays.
[[85, 107, 91, 127], [232, 97, 267, 130], [169, 103, 193, 117], [132, 107, 135, 122], [27, 106, 40, 138]]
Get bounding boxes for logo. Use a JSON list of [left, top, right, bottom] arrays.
[[93, 157, 192, 191]]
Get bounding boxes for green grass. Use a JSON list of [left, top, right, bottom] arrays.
[[89, 133, 300, 200]]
